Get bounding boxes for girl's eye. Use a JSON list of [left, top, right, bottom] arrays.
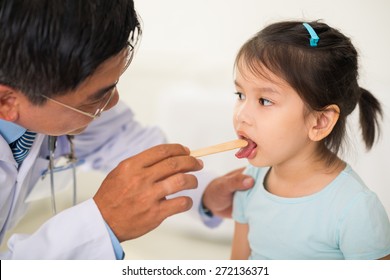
[[259, 98, 273, 106], [234, 92, 245, 100]]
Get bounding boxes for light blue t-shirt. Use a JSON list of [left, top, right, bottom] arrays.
[[233, 164, 390, 260]]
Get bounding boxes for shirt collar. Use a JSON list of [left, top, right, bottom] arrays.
[[0, 120, 26, 144]]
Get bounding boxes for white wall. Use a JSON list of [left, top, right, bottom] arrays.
[[118, 0, 390, 215], [3, 0, 388, 260]]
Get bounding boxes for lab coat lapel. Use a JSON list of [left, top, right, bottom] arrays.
[[13, 134, 45, 205]]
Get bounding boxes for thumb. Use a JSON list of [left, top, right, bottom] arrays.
[[240, 175, 255, 191], [226, 172, 255, 192]]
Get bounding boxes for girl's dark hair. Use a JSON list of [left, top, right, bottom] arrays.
[[235, 20, 382, 158], [0, 0, 141, 104]]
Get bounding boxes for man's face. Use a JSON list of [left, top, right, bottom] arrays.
[[15, 49, 128, 136]]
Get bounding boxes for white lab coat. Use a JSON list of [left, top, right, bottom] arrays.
[[0, 101, 213, 259]]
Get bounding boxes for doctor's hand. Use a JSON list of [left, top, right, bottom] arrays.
[[202, 167, 254, 218], [93, 144, 203, 242]]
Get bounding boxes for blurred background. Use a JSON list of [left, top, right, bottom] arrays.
[[2, 0, 389, 259], [118, 0, 390, 258]]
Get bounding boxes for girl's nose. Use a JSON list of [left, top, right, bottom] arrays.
[[234, 101, 253, 126]]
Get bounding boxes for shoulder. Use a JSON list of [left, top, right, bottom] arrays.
[[334, 164, 388, 222], [233, 165, 268, 223], [316, 164, 385, 222], [331, 164, 374, 200], [336, 167, 390, 259], [236, 165, 268, 199]]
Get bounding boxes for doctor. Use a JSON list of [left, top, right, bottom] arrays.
[[0, 0, 254, 259]]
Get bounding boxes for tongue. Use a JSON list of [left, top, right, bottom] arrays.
[[235, 139, 257, 159]]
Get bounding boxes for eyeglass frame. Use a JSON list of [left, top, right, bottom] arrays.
[[42, 86, 116, 119], [40, 42, 135, 119]]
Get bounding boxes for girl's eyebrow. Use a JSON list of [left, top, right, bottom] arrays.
[[234, 80, 280, 95], [234, 80, 242, 88]]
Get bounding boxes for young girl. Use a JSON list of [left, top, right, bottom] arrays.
[[231, 20, 390, 260]]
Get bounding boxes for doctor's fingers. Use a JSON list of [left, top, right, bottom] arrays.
[[154, 173, 198, 198], [131, 143, 191, 168], [146, 155, 203, 183], [158, 196, 194, 219]]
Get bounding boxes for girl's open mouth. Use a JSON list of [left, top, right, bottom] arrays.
[[235, 136, 257, 159]]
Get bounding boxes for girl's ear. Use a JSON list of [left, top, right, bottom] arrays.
[[0, 85, 20, 121], [308, 104, 340, 142]]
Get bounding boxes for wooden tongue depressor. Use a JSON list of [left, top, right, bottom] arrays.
[[190, 139, 248, 158]]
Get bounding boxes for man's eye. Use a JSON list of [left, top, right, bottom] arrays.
[[80, 100, 100, 109], [259, 98, 273, 106], [83, 90, 113, 108]]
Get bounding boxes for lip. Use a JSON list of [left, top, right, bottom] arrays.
[[236, 131, 258, 159], [237, 130, 248, 139], [237, 131, 256, 144]]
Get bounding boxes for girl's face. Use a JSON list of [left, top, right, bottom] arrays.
[[233, 63, 314, 168]]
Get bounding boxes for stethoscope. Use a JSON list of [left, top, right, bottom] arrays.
[[47, 135, 78, 214]]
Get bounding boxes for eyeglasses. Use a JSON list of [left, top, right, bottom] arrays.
[[41, 42, 135, 119], [42, 85, 116, 119], [122, 41, 135, 74]]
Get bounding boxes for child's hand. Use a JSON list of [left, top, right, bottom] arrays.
[[202, 168, 254, 218]]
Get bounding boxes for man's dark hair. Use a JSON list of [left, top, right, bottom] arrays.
[[0, 0, 141, 104]]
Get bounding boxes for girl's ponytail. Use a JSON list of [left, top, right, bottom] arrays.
[[358, 87, 383, 150]]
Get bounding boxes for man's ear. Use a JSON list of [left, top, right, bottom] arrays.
[[308, 104, 340, 142], [0, 84, 20, 121]]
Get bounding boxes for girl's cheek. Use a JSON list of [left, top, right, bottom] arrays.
[[232, 106, 240, 127]]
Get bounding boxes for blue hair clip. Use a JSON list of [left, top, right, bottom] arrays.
[[302, 22, 319, 47]]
